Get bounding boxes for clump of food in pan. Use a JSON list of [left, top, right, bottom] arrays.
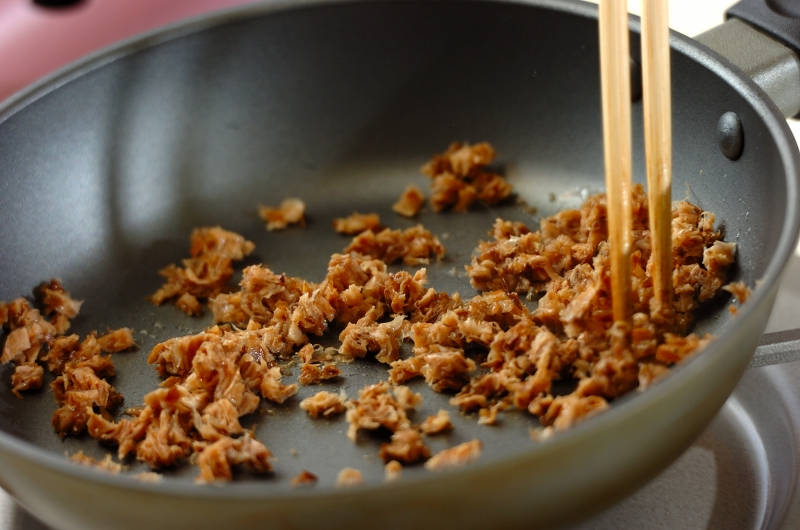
[[0, 142, 748, 484]]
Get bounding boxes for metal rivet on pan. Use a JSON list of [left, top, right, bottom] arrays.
[[630, 58, 642, 102], [717, 111, 744, 161]]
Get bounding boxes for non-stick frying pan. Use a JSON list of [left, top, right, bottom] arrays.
[[0, 0, 798, 529]]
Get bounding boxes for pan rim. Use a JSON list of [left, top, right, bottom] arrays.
[[0, 0, 797, 505]]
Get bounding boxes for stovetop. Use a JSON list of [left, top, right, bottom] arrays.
[[1, 0, 800, 528]]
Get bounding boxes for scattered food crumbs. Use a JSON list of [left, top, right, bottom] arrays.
[[290, 448, 298, 457], [419, 409, 453, 435], [336, 467, 364, 488], [300, 390, 347, 418], [392, 185, 426, 218], [0, 140, 740, 487], [195, 434, 274, 484], [10, 363, 43, 398], [723, 281, 751, 316], [176, 293, 203, 316], [333, 212, 382, 235], [385, 460, 402, 482], [421, 142, 512, 212], [344, 225, 445, 266], [477, 404, 501, 426], [259, 198, 306, 231], [529, 427, 554, 442], [149, 227, 254, 316], [345, 382, 412, 441], [135, 471, 164, 483], [393, 385, 423, 410], [290, 470, 318, 487], [96, 327, 137, 352], [298, 362, 340, 385], [424, 439, 483, 471], [378, 428, 431, 464], [69, 451, 124, 473]]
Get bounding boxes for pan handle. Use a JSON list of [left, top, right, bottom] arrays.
[[727, 0, 800, 59], [696, 1, 800, 118], [749, 328, 800, 368]]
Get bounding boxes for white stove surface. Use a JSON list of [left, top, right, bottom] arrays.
[[1, 0, 799, 528]]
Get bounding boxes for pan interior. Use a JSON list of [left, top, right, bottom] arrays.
[[0, 0, 790, 488]]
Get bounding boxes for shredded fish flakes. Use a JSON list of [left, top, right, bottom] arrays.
[[0, 142, 745, 487]]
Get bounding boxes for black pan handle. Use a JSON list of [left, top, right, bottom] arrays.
[[727, 0, 800, 59]]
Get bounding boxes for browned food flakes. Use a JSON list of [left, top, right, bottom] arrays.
[[298, 361, 340, 385], [344, 225, 445, 266], [176, 293, 204, 316], [195, 433, 274, 483], [466, 186, 731, 334], [39, 279, 83, 325], [51, 365, 124, 437], [637, 362, 671, 391], [378, 428, 431, 464], [655, 333, 714, 364], [392, 385, 423, 411], [422, 142, 495, 179], [259, 198, 306, 231], [345, 382, 411, 441], [722, 281, 751, 304], [477, 403, 503, 426], [297, 343, 336, 364], [290, 469, 318, 487], [384, 460, 403, 481], [333, 212, 382, 235], [338, 310, 405, 364], [300, 390, 347, 418], [723, 281, 751, 315], [424, 439, 483, 471], [11, 363, 43, 398], [1, 298, 57, 364], [421, 142, 512, 212], [336, 467, 364, 488], [70, 451, 124, 473], [392, 185, 426, 217], [209, 264, 315, 327], [82, 325, 293, 472], [419, 409, 453, 435], [542, 394, 608, 430], [96, 328, 137, 352], [135, 471, 164, 483], [3, 144, 741, 485], [150, 227, 255, 315]]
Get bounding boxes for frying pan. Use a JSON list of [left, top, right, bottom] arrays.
[[0, 0, 798, 529]]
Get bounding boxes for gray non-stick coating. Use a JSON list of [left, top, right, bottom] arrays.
[[0, 0, 797, 528]]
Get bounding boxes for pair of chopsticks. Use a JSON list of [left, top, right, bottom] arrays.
[[599, 0, 672, 326]]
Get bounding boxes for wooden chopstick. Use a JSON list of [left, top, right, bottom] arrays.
[[599, 0, 634, 323], [641, 0, 674, 326]]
